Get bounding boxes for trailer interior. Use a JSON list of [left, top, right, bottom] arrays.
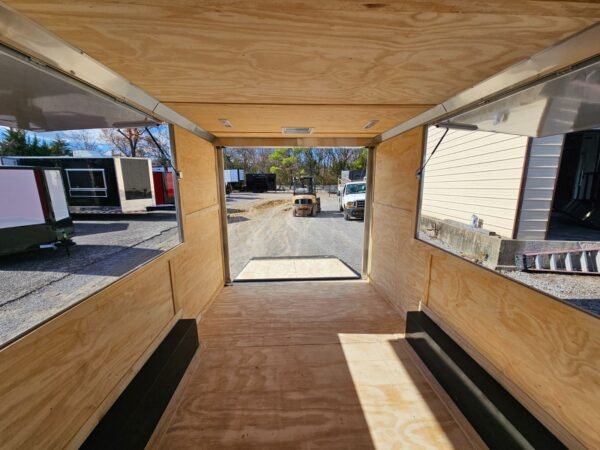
[[0, 2, 599, 449]]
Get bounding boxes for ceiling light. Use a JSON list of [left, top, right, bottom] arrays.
[[219, 118, 233, 128], [282, 127, 313, 135], [363, 120, 379, 129]]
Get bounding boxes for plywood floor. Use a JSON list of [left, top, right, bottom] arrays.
[[149, 281, 480, 449]]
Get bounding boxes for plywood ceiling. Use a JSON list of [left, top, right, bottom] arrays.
[[5, 0, 600, 137]]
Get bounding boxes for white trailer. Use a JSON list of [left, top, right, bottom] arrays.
[[0, 166, 74, 256]]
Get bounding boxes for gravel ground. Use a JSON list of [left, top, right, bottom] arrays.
[[418, 232, 600, 317], [0, 212, 179, 346], [227, 191, 364, 279]]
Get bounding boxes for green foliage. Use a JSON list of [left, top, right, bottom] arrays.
[[0, 128, 72, 157], [350, 148, 368, 171], [224, 146, 368, 188]]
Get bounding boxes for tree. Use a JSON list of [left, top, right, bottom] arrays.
[[269, 148, 302, 187], [64, 129, 101, 153], [0, 128, 71, 156], [100, 125, 170, 160], [350, 148, 368, 171]]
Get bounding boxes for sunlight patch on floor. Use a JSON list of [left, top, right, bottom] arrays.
[[338, 333, 472, 449], [235, 256, 359, 281]]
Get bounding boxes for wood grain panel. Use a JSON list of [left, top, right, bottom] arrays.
[[5, 1, 597, 105], [369, 126, 600, 449], [150, 281, 478, 449], [0, 256, 175, 449], [172, 127, 218, 215], [166, 103, 428, 137], [370, 203, 429, 317], [427, 252, 600, 449], [172, 206, 224, 320], [374, 127, 423, 212]]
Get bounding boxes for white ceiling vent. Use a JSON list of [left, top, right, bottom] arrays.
[[282, 127, 313, 135]]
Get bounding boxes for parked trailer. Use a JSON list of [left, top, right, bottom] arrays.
[[245, 173, 276, 192], [0, 166, 74, 256], [152, 166, 175, 206], [0, 156, 155, 214], [224, 169, 245, 190]]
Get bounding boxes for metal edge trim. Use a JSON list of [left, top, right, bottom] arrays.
[[0, 3, 216, 143]]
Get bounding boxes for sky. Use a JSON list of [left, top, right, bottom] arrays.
[[2, 126, 110, 156]]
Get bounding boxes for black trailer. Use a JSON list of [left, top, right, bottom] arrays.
[[245, 173, 276, 192], [0, 166, 74, 256], [0, 156, 155, 214]]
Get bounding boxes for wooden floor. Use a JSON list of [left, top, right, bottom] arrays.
[[149, 281, 480, 449]]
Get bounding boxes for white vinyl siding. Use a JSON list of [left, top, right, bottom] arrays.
[[421, 127, 529, 237], [515, 135, 564, 240]]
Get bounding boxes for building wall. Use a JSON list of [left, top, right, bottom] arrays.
[[421, 127, 529, 237], [0, 127, 225, 449], [369, 127, 600, 450], [515, 134, 564, 239]]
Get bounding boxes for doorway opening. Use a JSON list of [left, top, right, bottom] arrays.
[[221, 147, 370, 282]]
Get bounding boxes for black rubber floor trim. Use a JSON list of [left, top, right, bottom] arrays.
[[406, 311, 566, 450], [81, 319, 199, 450]]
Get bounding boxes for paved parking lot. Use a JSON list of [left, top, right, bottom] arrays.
[[0, 191, 365, 347], [0, 212, 178, 346], [227, 191, 365, 279]]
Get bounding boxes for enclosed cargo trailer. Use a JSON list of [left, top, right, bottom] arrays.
[[245, 173, 276, 192], [0, 156, 155, 214], [152, 166, 175, 206], [0, 166, 74, 256], [0, 4, 599, 450]]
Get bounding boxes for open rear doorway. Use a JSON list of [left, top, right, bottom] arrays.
[[221, 147, 370, 281]]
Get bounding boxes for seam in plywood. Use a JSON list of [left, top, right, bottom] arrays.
[[195, 283, 225, 324], [372, 200, 413, 213], [183, 202, 219, 219], [368, 279, 408, 320]]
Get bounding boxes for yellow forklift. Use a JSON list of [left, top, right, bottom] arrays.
[[292, 176, 321, 217]]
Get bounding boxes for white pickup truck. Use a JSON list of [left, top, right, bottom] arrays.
[[338, 180, 366, 221]]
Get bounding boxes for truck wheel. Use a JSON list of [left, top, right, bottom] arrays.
[[344, 211, 350, 221]]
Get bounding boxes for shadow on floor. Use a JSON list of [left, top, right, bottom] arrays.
[[149, 282, 474, 449]]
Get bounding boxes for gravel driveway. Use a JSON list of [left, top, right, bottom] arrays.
[[227, 191, 365, 279], [0, 212, 179, 346]]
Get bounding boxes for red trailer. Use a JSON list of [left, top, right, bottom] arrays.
[[152, 167, 175, 207]]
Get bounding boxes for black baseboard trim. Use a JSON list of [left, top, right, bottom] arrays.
[[81, 319, 199, 450], [406, 311, 565, 450]]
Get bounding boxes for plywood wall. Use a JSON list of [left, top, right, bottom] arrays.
[[171, 127, 224, 319], [369, 127, 600, 450], [0, 127, 224, 448]]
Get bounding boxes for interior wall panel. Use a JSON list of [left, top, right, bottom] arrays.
[[172, 206, 224, 319], [172, 127, 225, 318], [0, 257, 175, 449], [370, 127, 429, 315], [0, 126, 225, 448], [369, 126, 600, 449], [175, 128, 219, 215]]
